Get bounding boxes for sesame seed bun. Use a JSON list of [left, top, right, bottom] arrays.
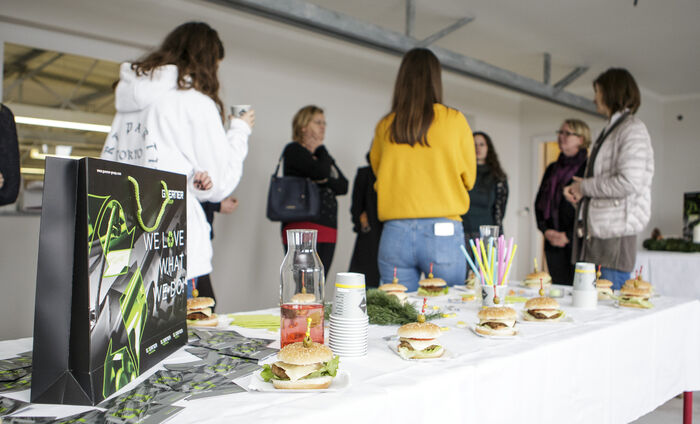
[[524, 296, 559, 310], [271, 375, 333, 390], [619, 286, 651, 298], [419, 278, 447, 287], [477, 306, 517, 321], [277, 342, 333, 366], [596, 279, 613, 288], [397, 322, 442, 339], [523, 272, 552, 286], [378, 283, 408, 293], [290, 293, 317, 304], [187, 297, 215, 310]]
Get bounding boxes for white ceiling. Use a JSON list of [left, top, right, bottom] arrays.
[[310, 0, 700, 98]]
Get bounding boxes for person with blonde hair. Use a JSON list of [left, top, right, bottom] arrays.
[[280, 105, 348, 276], [370, 48, 476, 290], [534, 119, 591, 285]]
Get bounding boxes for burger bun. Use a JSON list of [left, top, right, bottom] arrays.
[[271, 375, 333, 390]]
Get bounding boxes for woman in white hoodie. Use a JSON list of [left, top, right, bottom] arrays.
[[102, 22, 254, 298]]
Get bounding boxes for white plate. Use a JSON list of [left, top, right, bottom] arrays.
[[518, 311, 574, 324], [248, 369, 350, 392], [613, 301, 654, 310], [409, 293, 450, 301], [385, 337, 455, 361], [449, 285, 476, 293], [469, 324, 519, 339]]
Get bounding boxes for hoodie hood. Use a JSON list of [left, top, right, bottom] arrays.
[[115, 63, 179, 113]]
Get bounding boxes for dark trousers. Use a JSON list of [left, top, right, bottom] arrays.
[[196, 274, 216, 310], [283, 242, 335, 279], [544, 244, 574, 285]]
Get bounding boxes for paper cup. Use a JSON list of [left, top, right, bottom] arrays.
[[572, 289, 598, 308], [573, 262, 596, 291], [230, 104, 251, 117], [332, 273, 367, 319], [481, 285, 509, 307]]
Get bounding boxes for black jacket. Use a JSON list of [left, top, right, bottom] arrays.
[[0, 105, 20, 206], [282, 142, 348, 229]]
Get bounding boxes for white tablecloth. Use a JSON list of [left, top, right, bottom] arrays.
[[635, 249, 700, 299], [2, 292, 700, 424]]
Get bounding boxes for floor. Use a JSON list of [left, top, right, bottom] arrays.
[[633, 392, 699, 423]]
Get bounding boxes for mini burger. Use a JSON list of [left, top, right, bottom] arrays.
[[260, 341, 339, 389], [475, 307, 517, 336], [522, 271, 552, 288], [465, 271, 478, 290], [619, 285, 653, 309], [522, 297, 564, 322], [396, 322, 444, 359], [596, 279, 614, 300], [417, 278, 448, 296], [378, 283, 408, 303], [291, 292, 317, 303], [186, 297, 218, 327], [623, 277, 653, 292]]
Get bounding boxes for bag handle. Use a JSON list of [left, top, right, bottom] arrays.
[[128, 176, 174, 232]]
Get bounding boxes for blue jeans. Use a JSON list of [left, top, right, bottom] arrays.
[[378, 218, 466, 291], [600, 267, 630, 290]]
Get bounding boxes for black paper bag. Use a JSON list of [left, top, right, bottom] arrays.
[[31, 157, 187, 405]]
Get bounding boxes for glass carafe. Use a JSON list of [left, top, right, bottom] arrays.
[[280, 229, 325, 347]]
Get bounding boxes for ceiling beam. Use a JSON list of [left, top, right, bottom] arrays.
[[416, 16, 473, 47], [207, 0, 600, 115], [5, 53, 64, 96], [3, 48, 46, 78], [554, 66, 589, 91]]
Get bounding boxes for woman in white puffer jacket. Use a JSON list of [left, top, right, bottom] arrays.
[[564, 68, 654, 290]]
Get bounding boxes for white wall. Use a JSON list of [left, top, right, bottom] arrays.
[[650, 96, 700, 237]]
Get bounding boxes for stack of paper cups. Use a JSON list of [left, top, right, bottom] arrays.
[[572, 262, 597, 308], [328, 272, 369, 357]]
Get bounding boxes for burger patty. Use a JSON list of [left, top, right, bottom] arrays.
[[527, 310, 562, 320], [483, 322, 508, 330], [421, 286, 444, 292], [186, 312, 209, 320], [398, 340, 438, 351], [271, 364, 289, 380]]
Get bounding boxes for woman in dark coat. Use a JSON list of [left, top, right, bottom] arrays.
[[535, 119, 590, 285], [281, 105, 348, 276], [349, 153, 382, 287]]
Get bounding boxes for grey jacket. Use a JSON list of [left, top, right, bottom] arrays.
[[580, 114, 654, 239]]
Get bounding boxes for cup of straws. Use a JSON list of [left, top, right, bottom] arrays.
[[460, 235, 517, 308]]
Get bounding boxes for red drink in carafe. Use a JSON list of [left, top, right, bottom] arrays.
[[280, 303, 324, 347]]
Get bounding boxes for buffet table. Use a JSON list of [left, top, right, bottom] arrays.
[[2, 291, 700, 424], [635, 250, 700, 299]]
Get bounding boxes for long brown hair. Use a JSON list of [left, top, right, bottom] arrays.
[[474, 131, 507, 182], [388, 48, 443, 146], [593, 68, 641, 115], [132, 22, 225, 122]]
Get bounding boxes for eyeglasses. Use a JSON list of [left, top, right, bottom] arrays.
[[556, 130, 581, 137]]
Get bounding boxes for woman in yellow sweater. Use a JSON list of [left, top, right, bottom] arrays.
[[370, 48, 476, 290]]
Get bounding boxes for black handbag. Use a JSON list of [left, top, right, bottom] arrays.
[[266, 153, 320, 222]]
